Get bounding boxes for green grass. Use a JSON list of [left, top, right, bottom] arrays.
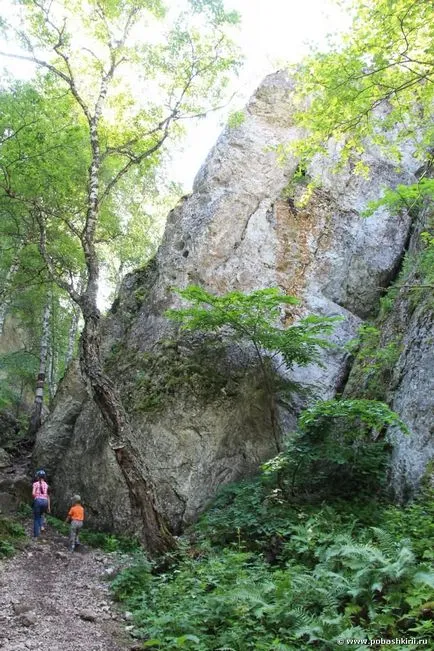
[[46, 514, 140, 553], [0, 515, 26, 557]]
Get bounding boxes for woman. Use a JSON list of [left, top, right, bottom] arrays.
[[32, 469, 50, 538]]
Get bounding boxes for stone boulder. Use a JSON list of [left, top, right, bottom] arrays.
[[34, 71, 426, 534]]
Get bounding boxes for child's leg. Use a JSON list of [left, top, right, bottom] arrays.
[[75, 521, 83, 546], [33, 500, 43, 537], [69, 520, 83, 550], [69, 522, 77, 551], [40, 502, 48, 531]]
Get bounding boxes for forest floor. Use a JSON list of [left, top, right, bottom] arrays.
[[0, 525, 138, 651]]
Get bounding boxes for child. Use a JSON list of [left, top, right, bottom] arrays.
[[65, 495, 84, 552], [32, 470, 50, 538]]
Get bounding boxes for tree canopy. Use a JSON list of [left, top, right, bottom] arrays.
[[292, 0, 434, 171], [0, 0, 241, 552]]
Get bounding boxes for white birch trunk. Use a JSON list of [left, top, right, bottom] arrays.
[[28, 296, 52, 435], [65, 305, 80, 366], [0, 254, 21, 335], [47, 338, 58, 401]]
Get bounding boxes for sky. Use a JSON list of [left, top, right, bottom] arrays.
[[0, 0, 350, 191], [166, 0, 349, 192], [169, 0, 350, 189]]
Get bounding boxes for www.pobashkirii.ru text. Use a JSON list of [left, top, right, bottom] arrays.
[[336, 637, 429, 647]]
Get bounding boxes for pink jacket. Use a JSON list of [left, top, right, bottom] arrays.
[[32, 480, 48, 500]]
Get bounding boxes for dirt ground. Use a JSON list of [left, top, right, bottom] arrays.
[[0, 526, 137, 651]]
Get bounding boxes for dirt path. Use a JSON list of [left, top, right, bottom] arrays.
[[0, 526, 136, 651]]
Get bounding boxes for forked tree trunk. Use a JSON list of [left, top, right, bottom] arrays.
[[28, 296, 52, 436], [79, 304, 175, 555]]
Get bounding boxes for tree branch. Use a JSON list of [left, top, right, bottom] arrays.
[[99, 130, 170, 203]]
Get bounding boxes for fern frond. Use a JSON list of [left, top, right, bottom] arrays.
[[370, 526, 400, 556]]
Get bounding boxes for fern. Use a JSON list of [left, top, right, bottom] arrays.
[[369, 527, 400, 557], [112, 482, 434, 649]]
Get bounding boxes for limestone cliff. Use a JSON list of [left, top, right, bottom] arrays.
[[34, 71, 432, 534], [345, 199, 434, 498]]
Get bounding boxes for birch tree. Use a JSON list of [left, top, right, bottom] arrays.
[[28, 293, 51, 435], [0, 247, 22, 335], [65, 304, 80, 367], [0, 0, 240, 553]]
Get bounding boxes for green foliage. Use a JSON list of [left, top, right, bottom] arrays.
[[167, 286, 337, 370], [81, 530, 140, 553], [280, 165, 311, 205], [363, 180, 434, 300], [46, 514, 140, 552], [0, 0, 241, 423], [167, 286, 339, 448], [0, 277, 78, 415], [45, 515, 69, 537], [419, 230, 434, 287], [365, 179, 434, 218], [188, 0, 241, 26], [0, 539, 15, 557], [0, 515, 26, 557], [194, 478, 299, 549], [262, 399, 407, 500], [0, 350, 37, 411], [382, 488, 434, 564], [345, 325, 402, 401], [112, 494, 434, 650], [298, 398, 408, 435], [0, 85, 86, 411], [291, 0, 434, 168], [227, 110, 246, 129], [110, 396, 429, 650], [111, 554, 154, 602]]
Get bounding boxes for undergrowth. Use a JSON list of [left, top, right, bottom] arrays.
[[46, 514, 140, 553], [0, 515, 26, 557], [111, 489, 434, 650], [111, 401, 434, 650]]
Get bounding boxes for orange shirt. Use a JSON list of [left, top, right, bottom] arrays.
[[68, 504, 84, 521]]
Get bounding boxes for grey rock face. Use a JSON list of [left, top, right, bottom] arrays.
[[0, 448, 12, 468], [35, 71, 428, 532], [0, 411, 19, 449], [32, 361, 87, 479], [389, 297, 434, 499], [386, 205, 434, 498], [344, 202, 434, 495]]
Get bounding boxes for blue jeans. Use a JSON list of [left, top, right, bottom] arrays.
[[33, 498, 48, 537]]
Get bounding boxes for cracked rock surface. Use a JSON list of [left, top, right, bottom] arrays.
[[34, 70, 429, 534]]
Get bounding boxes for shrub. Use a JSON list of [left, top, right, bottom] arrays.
[[263, 399, 407, 500], [0, 515, 26, 557]]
